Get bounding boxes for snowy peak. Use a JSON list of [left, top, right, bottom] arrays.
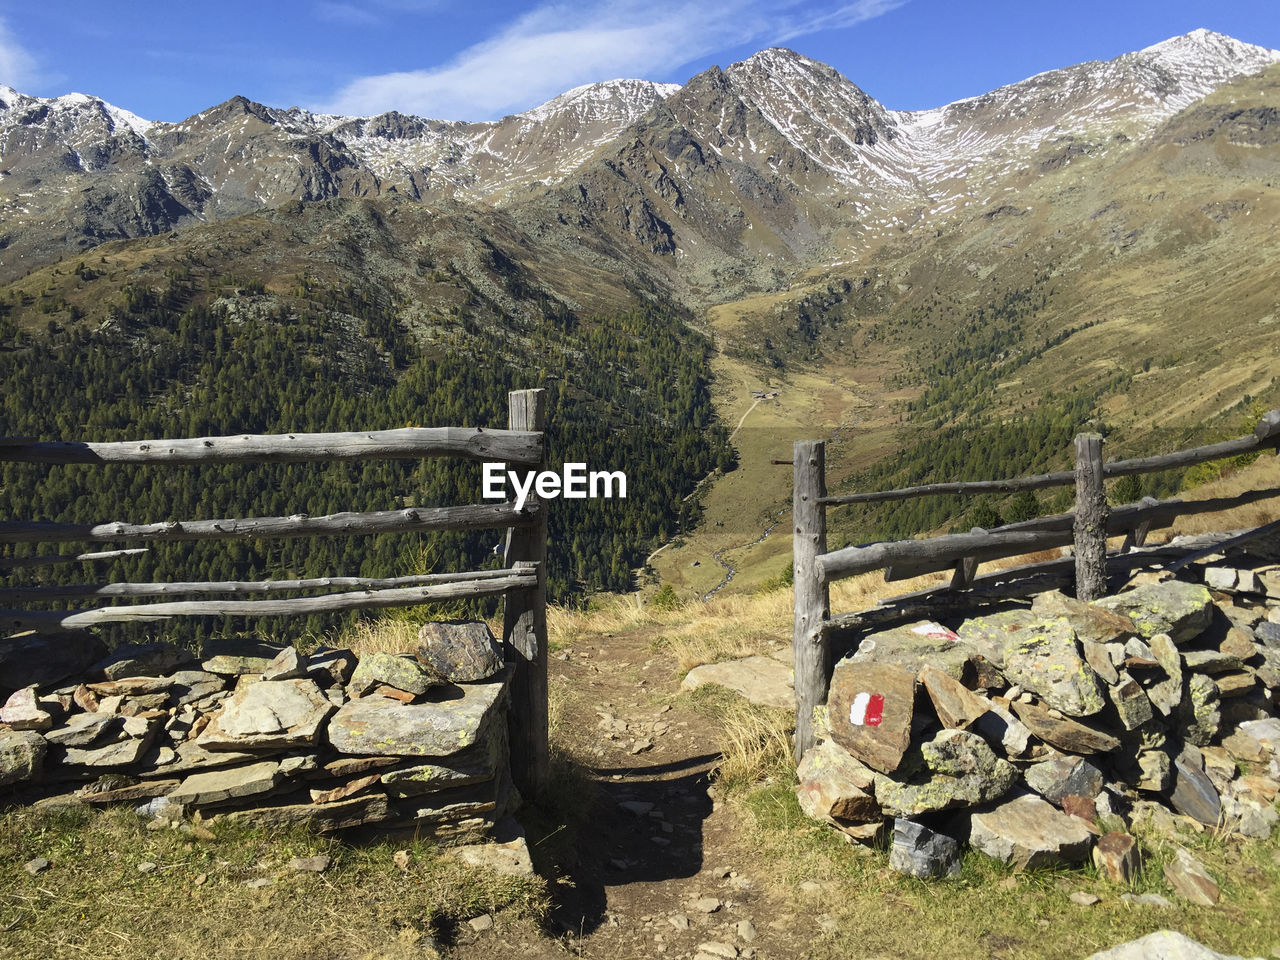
[[519, 79, 681, 125]]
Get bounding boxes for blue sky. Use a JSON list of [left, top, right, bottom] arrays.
[[2, 0, 1277, 122]]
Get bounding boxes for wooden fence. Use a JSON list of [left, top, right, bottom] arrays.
[[791, 410, 1280, 759], [0, 388, 551, 796]]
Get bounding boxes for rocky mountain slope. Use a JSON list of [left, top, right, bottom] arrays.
[[1, 30, 1276, 293]]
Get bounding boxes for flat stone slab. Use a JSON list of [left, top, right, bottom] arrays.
[[197, 678, 334, 750], [969, 793, 1093, 871], [329, 666, 511, 757], [416, 620, 505, 683], [1009, 699, 1120, 754], [919, 665, 989, 729], [1094, 582, 1214, 644], [680, 656, 793, 709], [91, 642, 194, 681], [0, 686, 53, 731], [1169, 755, 1221, 826], [167, 760, 281, 806], [827, 659, 916, 774], [215, 792, 392, 833], [380, 736, 502, 798]]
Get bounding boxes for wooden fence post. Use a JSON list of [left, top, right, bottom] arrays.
[[1073, 433, 1107, 601], [503, 389, 549, 799], [793, 440, 829, 763]]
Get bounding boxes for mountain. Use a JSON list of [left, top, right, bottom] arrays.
[[3, 30, 1277, 291], [2, 30, 1280, 603]]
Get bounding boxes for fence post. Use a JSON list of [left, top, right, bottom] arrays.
[[1073, 433, 1107, 601], [503, 388, 549, 799], [793, 440, 829, 763]]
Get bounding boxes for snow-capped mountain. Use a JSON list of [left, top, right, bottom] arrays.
[[0, 30, 1276, 285]]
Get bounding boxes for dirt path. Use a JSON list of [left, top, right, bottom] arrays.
[[451, 628, 805, 960]]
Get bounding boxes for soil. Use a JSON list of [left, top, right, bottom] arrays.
[[450, 627, 816, 960]]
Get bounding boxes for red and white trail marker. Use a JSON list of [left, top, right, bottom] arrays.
[[849, 692, 885, 727]]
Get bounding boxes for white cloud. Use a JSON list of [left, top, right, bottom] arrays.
[[0, 15, 38, 90], [322, 0, 905, 120]]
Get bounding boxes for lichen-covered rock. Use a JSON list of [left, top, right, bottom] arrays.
[[795, 738, 879, 824], [1009, 699, 1121, 754], [874, 728, 1017, 816], [196, 678, 334, 750], [998, 616, 1106, 717], [329, 666, 511, 757], [1183, 674, 1221, 746], [381, 734, 503, 799], [850, 621, 998, 686], [350, 652, 437, 698], [1094, 582, 1214, 644], [1108, 673, 1154, 731], [969, 794, 1093, 870], [1032, 590, 1137, 646], [416, 620, 505, 683], [0, 728, 46, 786]]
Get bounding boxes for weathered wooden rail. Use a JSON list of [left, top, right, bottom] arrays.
[[792, 410, 1280, 759], [0, 389, 551, 796]]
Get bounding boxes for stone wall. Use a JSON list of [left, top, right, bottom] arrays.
[[0, 621, 515, 840], [799, 563, 1280, 885]]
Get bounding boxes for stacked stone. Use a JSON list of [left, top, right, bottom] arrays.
[[798, 568, 1280, 882], [0, 620, 514, 840]]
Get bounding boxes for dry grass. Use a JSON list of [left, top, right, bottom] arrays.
[[1171, 452, 1280, 536], [710, 699, 796, 795]]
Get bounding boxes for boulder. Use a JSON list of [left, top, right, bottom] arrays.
[[794, 738, 879, 823], [1108, 674, 1153, 731], [0, 631, 107, 694], [888, 819, 962, 878], [1024, 754, 1104, 805], [350, 652, 437, 698], [681, 656, 793, 709], [1094, 582, 1214, 643], [416, 620, 505, 683], [0, 728, 46, 786], [969, 794, 1094, 870], [826, 659, 916, 774], [329, 666, 511, 757], [196, 678, 334, 750]]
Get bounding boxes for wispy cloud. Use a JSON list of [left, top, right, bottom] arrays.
[[0, 15, 39, 90], [322, 0, 905, 120]]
